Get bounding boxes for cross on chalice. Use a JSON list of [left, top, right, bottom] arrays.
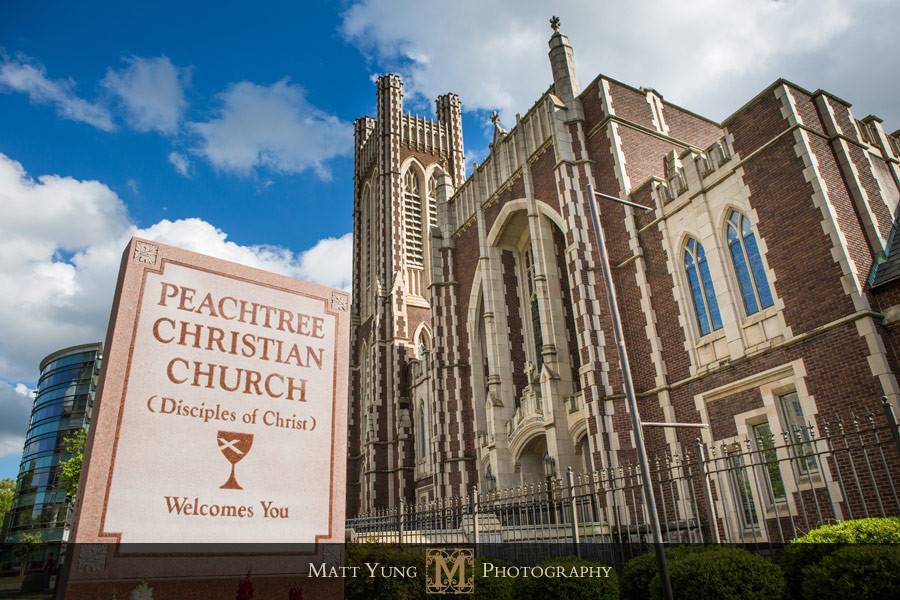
[[217, 431, 254, 490]]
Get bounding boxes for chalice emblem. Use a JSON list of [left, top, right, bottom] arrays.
[[217, 431, 254, 490]]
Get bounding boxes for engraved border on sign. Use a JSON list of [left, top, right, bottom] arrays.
[[133, 241, 159, 265], [331, 291, 348, 311], [95, 257, 342, 557], [76, 545, 109, 574]]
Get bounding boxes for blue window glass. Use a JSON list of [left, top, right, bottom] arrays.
[[684, 244, 710, 335], [684, 238, 723, 336], [727, 211, 774, 315], [727, 220, 759, 314]]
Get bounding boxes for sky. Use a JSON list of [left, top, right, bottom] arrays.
[[0, 0, 898, 480]]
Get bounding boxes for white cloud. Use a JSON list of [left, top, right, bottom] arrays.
[[168, 151, 191, 177], [102, 56, 190, 135], [0, 55, 116, 131], [293, 233, 354, 290], [0, 153, 352, 386], [0, 382, 32, 457], [341, 0, 899, 125], [188, 79, 352, 179]]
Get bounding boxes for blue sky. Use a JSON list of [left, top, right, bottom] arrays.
[[4, 1, 385, 250], [1, 0, 897, 480]]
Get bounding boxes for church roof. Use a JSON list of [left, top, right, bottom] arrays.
[[870, 213, 900, 288]]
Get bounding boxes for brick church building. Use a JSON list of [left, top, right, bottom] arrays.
[[347, 18, 900, 517]]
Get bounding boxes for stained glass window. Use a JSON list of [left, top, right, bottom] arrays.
[[726, 211, 774, 316], [684, 238, 723, 336]]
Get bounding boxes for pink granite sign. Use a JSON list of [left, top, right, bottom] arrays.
[[67, 237, 349, 583]]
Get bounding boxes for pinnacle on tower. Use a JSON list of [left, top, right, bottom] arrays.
[[547, 16, 580, 103]]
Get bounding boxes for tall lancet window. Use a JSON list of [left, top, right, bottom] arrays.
[[362, 186, 371, 296], [404, 168, 426, 297], [403, 169, 424, 268], [417, 400, 428, 459], [427, 174, 438, 230], [523, 246, 544, 369], [726, 210, 774, 316], [684, 238, 723, 336]]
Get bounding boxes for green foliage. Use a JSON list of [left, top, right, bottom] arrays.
[[781, 517, 900, 598], [514, 555, 618, 600], [13, 532, 43, 575], [59, 429, 87, 499], [344, 543, 426, 600], [621, 546, 707, 600], [473, 557, 514, 600], [801, 545, 900, 600], [791, 516, 900, 543], [0, 478, 15, 519], [649, 547, 783, 600]]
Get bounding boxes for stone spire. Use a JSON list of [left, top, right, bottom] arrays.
[[547, 16, 580, 104]]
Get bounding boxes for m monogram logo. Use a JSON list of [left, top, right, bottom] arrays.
[[425, 548, 474, 594]]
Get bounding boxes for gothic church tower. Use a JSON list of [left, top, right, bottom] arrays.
[[348, 75, 464, 514]]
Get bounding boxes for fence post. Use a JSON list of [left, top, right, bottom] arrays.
[[695, 438, 720, 544], [883, 396, 900, 455], [471, 485, 480, 553], [567, 467, 581, 556], [398, 500, 405, 546]]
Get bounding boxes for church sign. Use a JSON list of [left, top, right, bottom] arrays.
[[67, 238, 348, 584]]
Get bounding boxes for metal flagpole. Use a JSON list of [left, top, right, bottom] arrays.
[[585, 183, 674, 600]]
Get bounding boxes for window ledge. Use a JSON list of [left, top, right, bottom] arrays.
[[406, 295, 431, 309], [694, 328, 727, 349], [740, 305, 779, 327]]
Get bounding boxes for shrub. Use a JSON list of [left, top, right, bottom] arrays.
[[344, 543, 425, 600], [801, 545, 900, 600], [514, 555, 618, 600], [781, 517, 900, 598], [473, 557, 514, 600], [792, 517, 900, 544], [649, 547, 783, 600], [621, 546, 707, 600]]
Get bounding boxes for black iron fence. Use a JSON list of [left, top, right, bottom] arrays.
[[347, 398, 900, 551]]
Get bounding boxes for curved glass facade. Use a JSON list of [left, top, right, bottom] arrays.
[[4, 343, 101, 543]]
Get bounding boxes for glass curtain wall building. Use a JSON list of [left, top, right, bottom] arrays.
[[3, 343, 101, 545]]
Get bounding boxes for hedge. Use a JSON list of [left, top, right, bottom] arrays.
[[514, 555, 618, 600], [649, 547, 784, 600], [791, 517, 900, 543], [621, 546, 707, 600], [802, 545, 900, 600], [781, 517, 900, 598], [473, 557, 515, 600], [344, 543, 426, 600]]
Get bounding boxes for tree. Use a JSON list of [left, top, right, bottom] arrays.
[[0, 478, 15, 522], [59, 429, 87, 499], [13, 532, 43, 575]]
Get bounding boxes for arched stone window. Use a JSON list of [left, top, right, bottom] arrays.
[[684, 237, 722, 336], [427, 173, 438, 230], [403, 169, 425, 268], [362, 185, 372, 297], [417, 399, 428, 459], [360, 345, 372, 443], [522, 245, 544, 369], [726, 210, 774, 316], [415, 326, 432, 361]]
